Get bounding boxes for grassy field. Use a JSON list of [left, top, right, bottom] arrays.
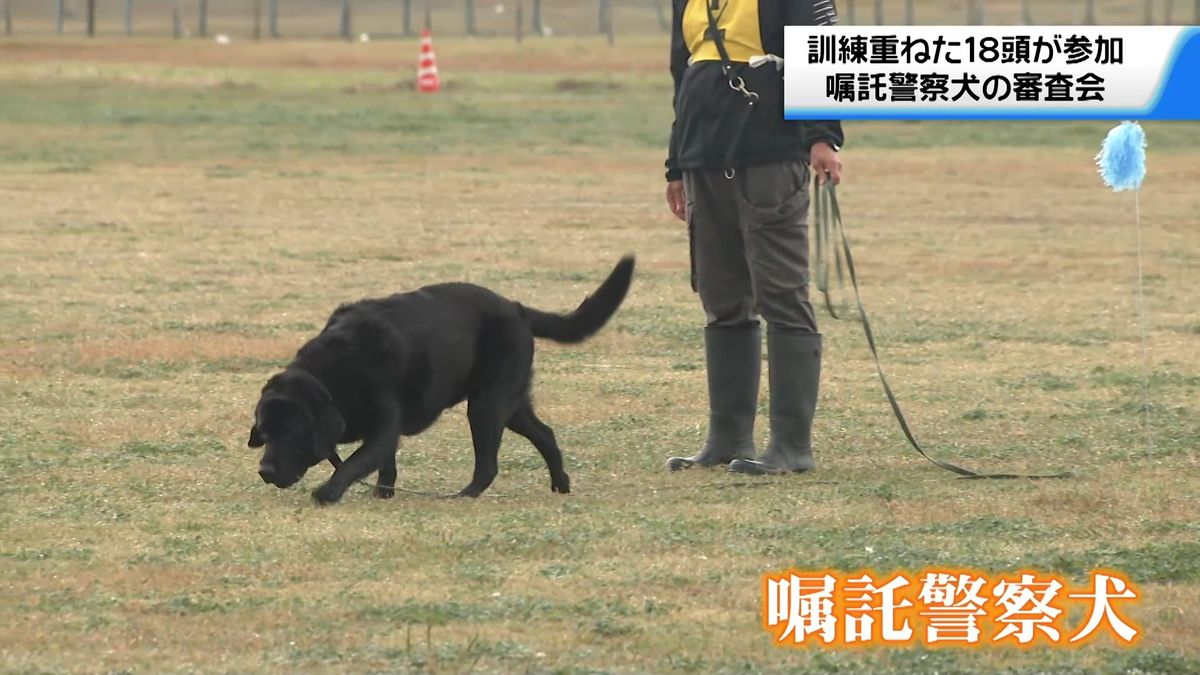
[[2, 33, 1200, 674]]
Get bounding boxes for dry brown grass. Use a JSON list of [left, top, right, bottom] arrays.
[[0, 36, 669, 74], [2, 0, 1176, 43]]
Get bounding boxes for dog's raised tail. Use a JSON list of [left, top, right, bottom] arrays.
[[523, 255, 636, 344]]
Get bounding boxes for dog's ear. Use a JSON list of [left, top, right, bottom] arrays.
[[248, 391, 298, 448], [314, 405, 346, 458], [273, 370, 345, 458], [309, 380, 345, 457], [248, 423, 266, 448], [248, 391, 279, 447]]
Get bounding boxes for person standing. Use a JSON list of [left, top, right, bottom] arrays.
[[663, 0, 845, 475]]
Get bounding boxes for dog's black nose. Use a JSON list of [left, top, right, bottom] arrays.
[[258, 463, 276, 484]]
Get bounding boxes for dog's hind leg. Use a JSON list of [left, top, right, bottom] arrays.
[[457, 319, 531, 498], [507, 400, 570, 494]]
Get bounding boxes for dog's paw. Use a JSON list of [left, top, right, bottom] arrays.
[[311, 482, 343, 506], [551, 473, 571, 494], [374, 485, 395, 499]]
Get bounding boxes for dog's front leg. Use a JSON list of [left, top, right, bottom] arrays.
[[313, 407, 401, 505], [375, 453, 397, 499], [312, 430, 400, 505]]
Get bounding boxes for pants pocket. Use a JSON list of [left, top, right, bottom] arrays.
[[740, 162, 810, 229]]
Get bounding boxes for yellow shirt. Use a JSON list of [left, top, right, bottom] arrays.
[[683, 0, 765, 64]]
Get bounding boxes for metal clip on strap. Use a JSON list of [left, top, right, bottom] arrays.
[[728, 75, 760, 103]]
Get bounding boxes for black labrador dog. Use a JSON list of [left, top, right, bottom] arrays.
[[248, 255, 635, 504]]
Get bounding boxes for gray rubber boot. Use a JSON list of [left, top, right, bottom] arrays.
[[666, 324, 761, 471], [729, 328, 821, 475]]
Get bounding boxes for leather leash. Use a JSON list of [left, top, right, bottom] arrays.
[[813, 179, 1074, 480]]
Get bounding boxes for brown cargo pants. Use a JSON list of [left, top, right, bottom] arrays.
[[685, 160, 818, 332]]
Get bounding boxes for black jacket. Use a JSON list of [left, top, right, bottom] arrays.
[[665, 0, 844, 181]]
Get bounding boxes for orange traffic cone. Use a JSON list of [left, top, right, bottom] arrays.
[[417, 29, 440, 93]]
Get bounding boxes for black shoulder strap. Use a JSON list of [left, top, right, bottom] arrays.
[[703, 0, 759, 178], [704, 0, 734, 77]]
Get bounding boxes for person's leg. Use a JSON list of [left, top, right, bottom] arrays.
[[728, 161, 823, 475], [666, 169, 762, 471]]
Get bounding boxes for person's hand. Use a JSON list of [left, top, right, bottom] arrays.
[[810, 142, 842, 186], [666, 180, 687, 222]]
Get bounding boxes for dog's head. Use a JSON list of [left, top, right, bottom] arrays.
[[248, 369, 345, 489]]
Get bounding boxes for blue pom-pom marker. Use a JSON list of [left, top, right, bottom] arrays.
[[1096, 121, 1147, 192], [1098, 121, 1153, 452]]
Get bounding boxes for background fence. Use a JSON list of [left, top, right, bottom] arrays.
[[1, 1, 1197, 40]]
